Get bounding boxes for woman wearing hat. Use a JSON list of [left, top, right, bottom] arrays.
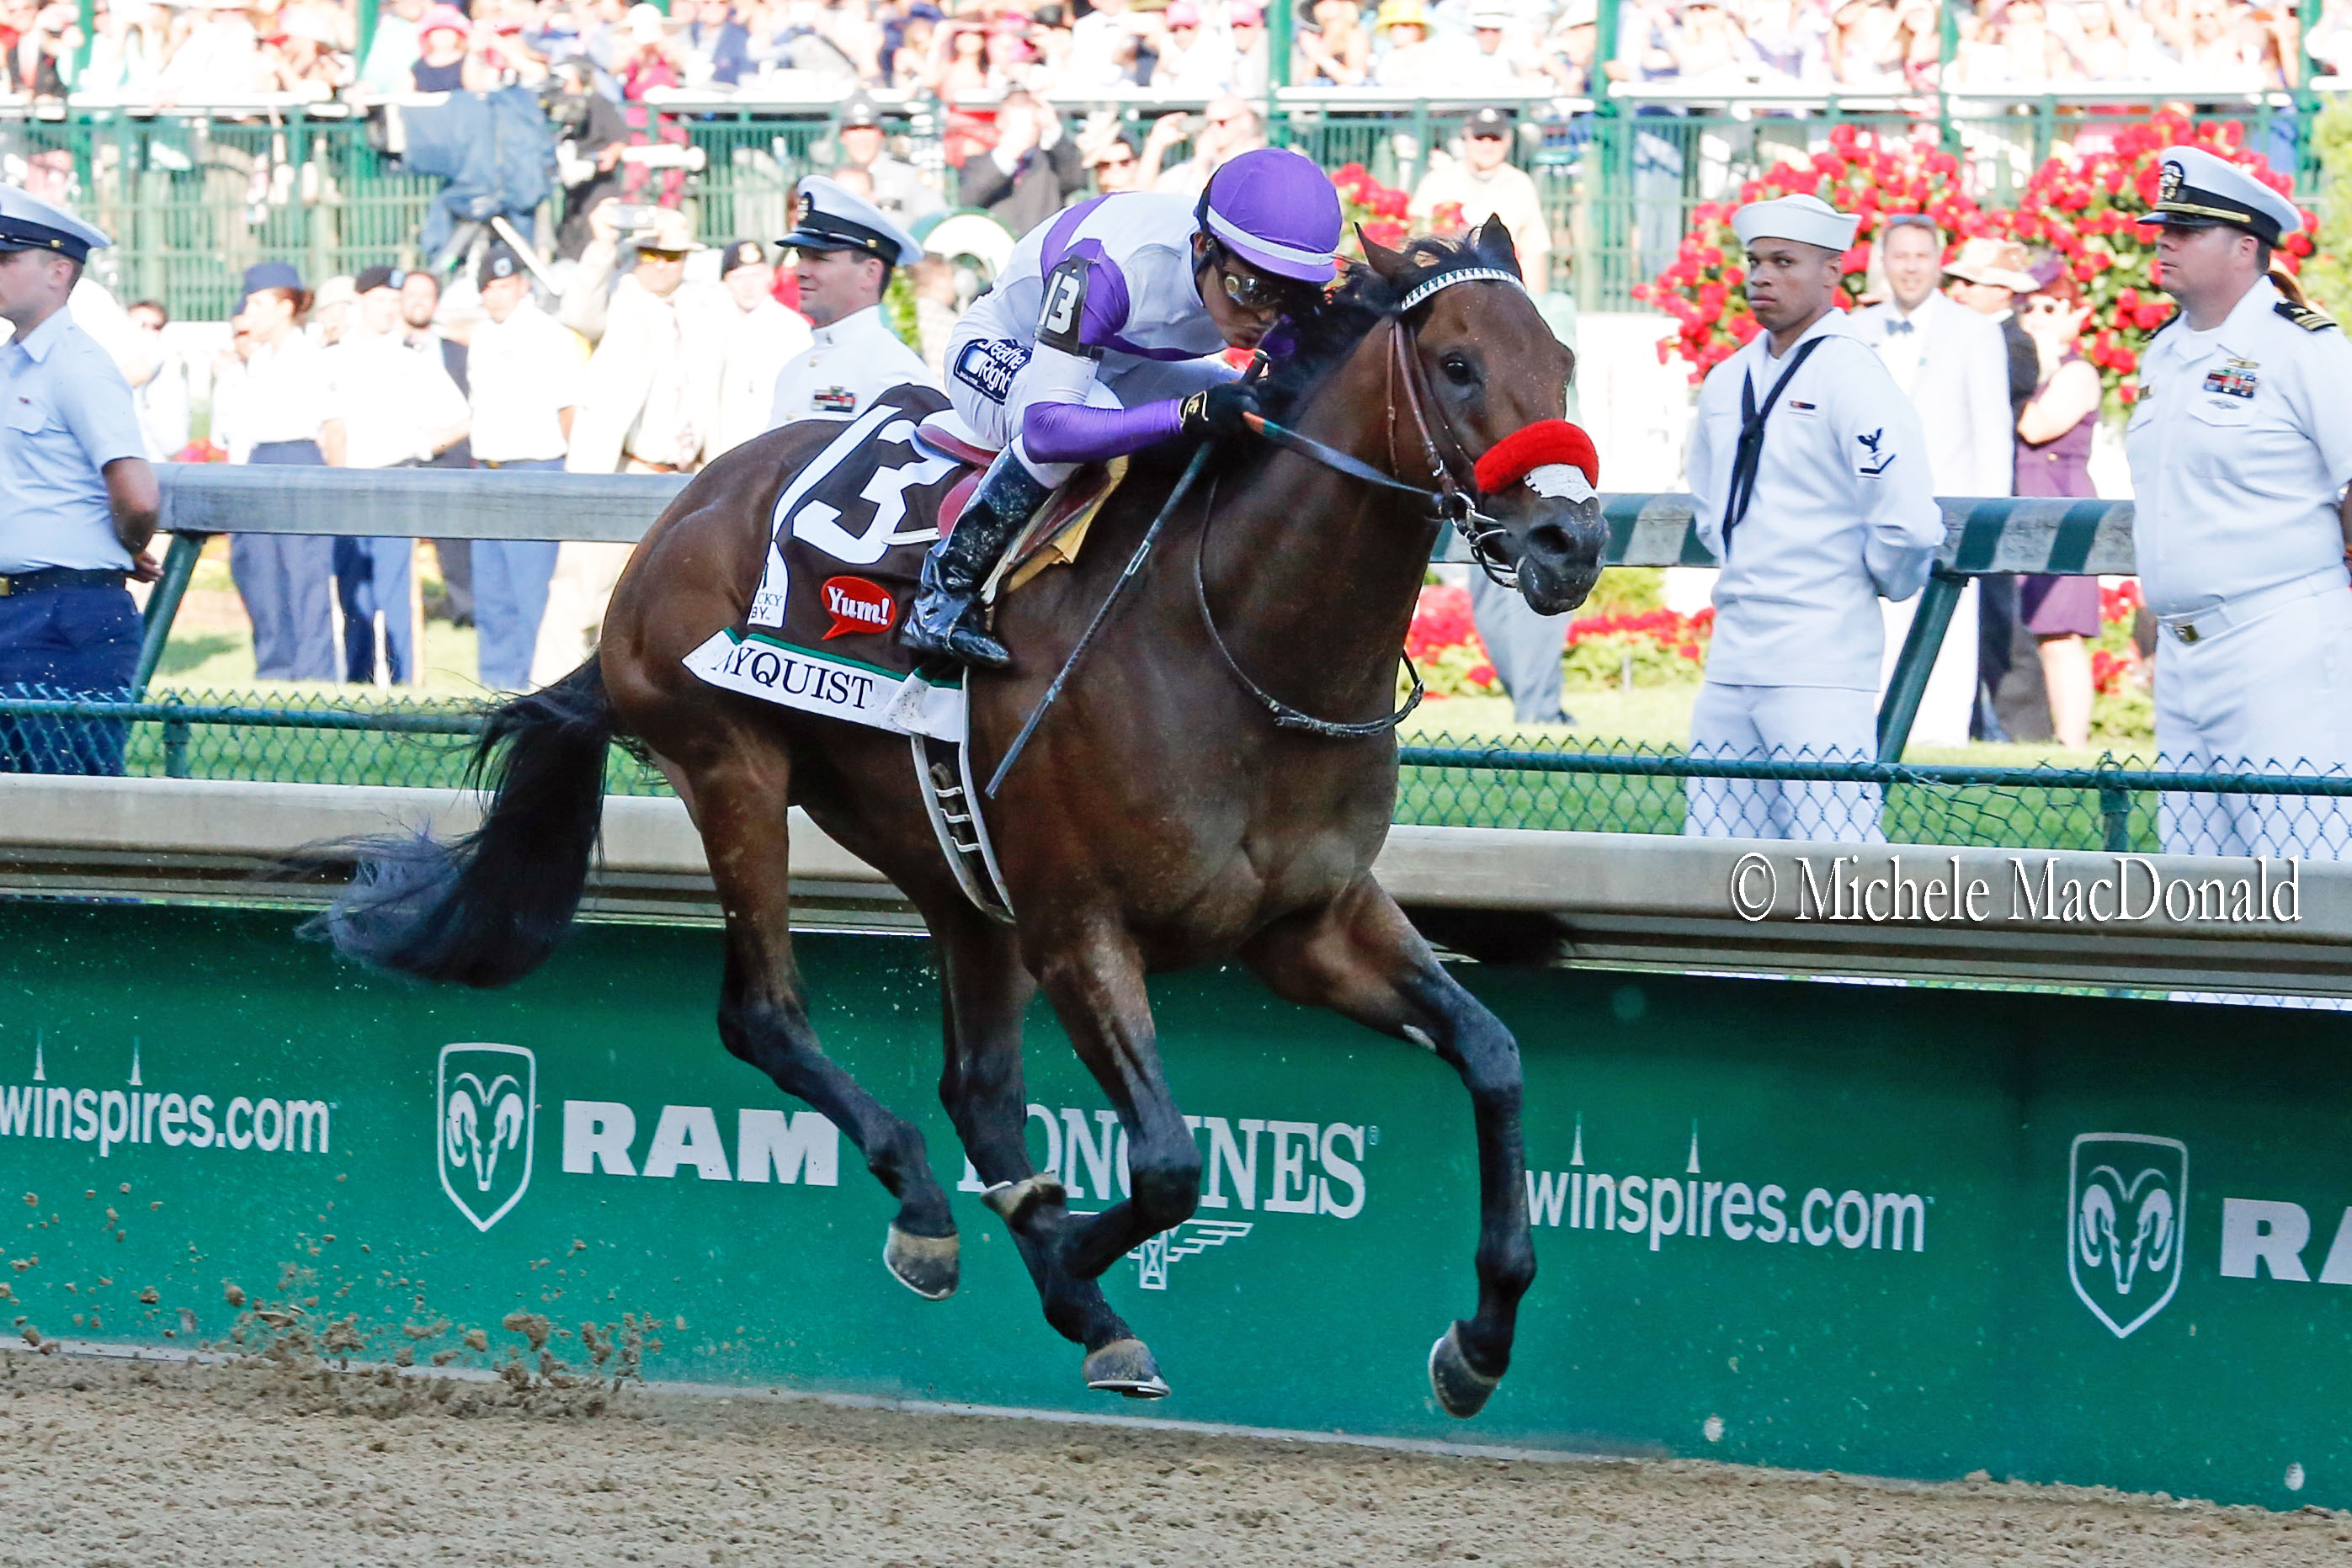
[[905, 146, 1344, 669], [1370, 0, 1443, 89], [2126, 145, 2352, 857], [1296, 0, 1370, 85]]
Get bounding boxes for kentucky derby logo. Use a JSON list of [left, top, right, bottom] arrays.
[[1128, 1219, 1252, 1290], [437, 1044, 536, 1232], [2067, 1133, 2187, 1339]]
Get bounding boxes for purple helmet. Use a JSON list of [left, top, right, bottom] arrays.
[[1200, 147, 1343, 284]]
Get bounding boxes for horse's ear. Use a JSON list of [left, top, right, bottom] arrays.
[[1471, 215, 1524, 279], [1359, 224, 1412, 284]]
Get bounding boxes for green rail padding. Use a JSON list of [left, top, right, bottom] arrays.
[[2, 902, 2347, 1510]]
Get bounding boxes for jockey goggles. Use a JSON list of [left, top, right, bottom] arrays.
[[1210, 242, 1317, 316]]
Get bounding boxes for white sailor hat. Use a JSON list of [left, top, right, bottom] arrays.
[[1730, 192, 1858, 256], [2136, 145, 2302, 247], [0, 183, 111, 264], [781, 174, 923, 268]]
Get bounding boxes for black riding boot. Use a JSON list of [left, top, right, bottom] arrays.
[[902, 448, 1053, 670]]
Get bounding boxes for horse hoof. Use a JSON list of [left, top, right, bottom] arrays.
[[1083, 1337, 1170, 1400], [1427, 1323, 1501, 1419], [883, 1225, 959, 1300]]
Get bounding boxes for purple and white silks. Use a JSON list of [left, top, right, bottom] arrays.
[[1020, 395, 1186, 466]]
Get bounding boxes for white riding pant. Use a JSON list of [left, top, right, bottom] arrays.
[[943, 319, 1237, 487], [2155, 584, 2352, 858], [1686, 682, 1882, 842]]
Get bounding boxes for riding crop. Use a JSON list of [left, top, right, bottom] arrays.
[[982, 439, 1216, 799]]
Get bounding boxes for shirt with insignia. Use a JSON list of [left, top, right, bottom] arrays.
[[0, 304, 146, 574], [1688, 310, 1945, 690], [766, 303, 934, 429], [2126, 274, 2352, 619]]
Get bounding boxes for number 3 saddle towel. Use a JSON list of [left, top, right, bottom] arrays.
[[682, 385, 1121, 740]]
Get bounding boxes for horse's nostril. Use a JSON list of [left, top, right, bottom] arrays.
[[1526, 523, 1573, 560]]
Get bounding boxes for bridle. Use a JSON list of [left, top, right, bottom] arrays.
[[1194, 264, 1549, 740], [1245, 265, 1532, 589]]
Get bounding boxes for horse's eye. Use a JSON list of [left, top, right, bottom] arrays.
[[1441, 355, 1477, 386]]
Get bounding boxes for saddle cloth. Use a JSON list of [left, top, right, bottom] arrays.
[[682, 384, 1120, 741]]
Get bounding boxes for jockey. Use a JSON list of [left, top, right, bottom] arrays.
[[904, 146, 1344, 668]]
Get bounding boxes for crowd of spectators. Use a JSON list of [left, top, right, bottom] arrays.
[[3, 0, 2345, 110]]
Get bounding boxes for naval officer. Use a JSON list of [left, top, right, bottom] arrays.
[[2128, 145, 2352, 858], [765, 176, 936, 432], [1684, 192, 1944, 842], [0, 187, 160, 775]]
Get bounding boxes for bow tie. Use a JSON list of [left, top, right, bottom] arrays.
[[1884, 319, 1914, 335]]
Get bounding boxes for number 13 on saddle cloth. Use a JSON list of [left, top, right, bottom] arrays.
[[681, 384, 1122, 739]]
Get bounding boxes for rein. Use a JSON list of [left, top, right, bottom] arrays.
[[1184, 265, 1546, 741], [1190, 476, 1429, 738], [1244, 274, 1528, 588], [987, 265, 1550, 787]]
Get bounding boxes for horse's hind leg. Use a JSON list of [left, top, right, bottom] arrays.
[[932, 913, 1148, 1382], [1240, 879, 1535, 1419], [689, 749, 960, 1298]]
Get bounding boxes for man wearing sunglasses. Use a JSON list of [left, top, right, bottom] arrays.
[[1410, 107, 1551, 294], [907, 146, 1341, 668]]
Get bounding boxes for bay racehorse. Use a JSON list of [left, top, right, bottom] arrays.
[[315, 221, 1606, 1416]]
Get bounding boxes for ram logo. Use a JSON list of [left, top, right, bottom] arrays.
[[438, 1044, 537, 1232], [2067, 1133, 2187, 1339]]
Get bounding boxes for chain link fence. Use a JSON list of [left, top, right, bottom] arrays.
[[8, 689, 2352, 857]]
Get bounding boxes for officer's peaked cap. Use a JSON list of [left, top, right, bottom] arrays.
[[1731, 193, 1858, 256], [2136, 145, 2302, 247], [780, 175, 923, 267], [0, 184, 111, 263]]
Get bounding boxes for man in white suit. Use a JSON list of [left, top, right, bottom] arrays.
[[1854, 215, 2014, 748]]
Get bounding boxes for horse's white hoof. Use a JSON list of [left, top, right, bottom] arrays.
[[883, 1225, 960, 1300], [1083, 1337, 1169, 1399]]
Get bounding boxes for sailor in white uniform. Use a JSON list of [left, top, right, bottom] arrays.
[[1684, 193, 1945, 841], [765, 177, 934, 431], [2127, 145, 2352, 858]]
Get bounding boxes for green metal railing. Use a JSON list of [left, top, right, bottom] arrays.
[[8, 692, 2349, 856], [24, 108, 840, 322], [17, 92, 2326, 320]]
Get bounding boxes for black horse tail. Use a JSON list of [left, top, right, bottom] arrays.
[[308, 659, 614, 988]]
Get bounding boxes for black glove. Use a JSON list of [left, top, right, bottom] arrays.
[[1179, 381, 1263, 440]]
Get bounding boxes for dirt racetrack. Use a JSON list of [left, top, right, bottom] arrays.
[[3, 1350, 2346, 1567]]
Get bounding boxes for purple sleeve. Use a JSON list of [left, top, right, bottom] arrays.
[[1021, 396, 1185, 465]]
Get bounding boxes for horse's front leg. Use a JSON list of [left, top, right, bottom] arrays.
[[1024, 920, 1200, 1398], [1240, 878, 1535, 1418]]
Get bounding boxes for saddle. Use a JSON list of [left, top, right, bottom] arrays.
[[681, 385, 1125, 923]]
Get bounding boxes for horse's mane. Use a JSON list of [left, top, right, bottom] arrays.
[[1258, 231, 1514, 423]]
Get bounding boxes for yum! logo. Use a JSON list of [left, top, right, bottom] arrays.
[[438, 1044, 536, 1232], [821, 576, 895, 639]]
